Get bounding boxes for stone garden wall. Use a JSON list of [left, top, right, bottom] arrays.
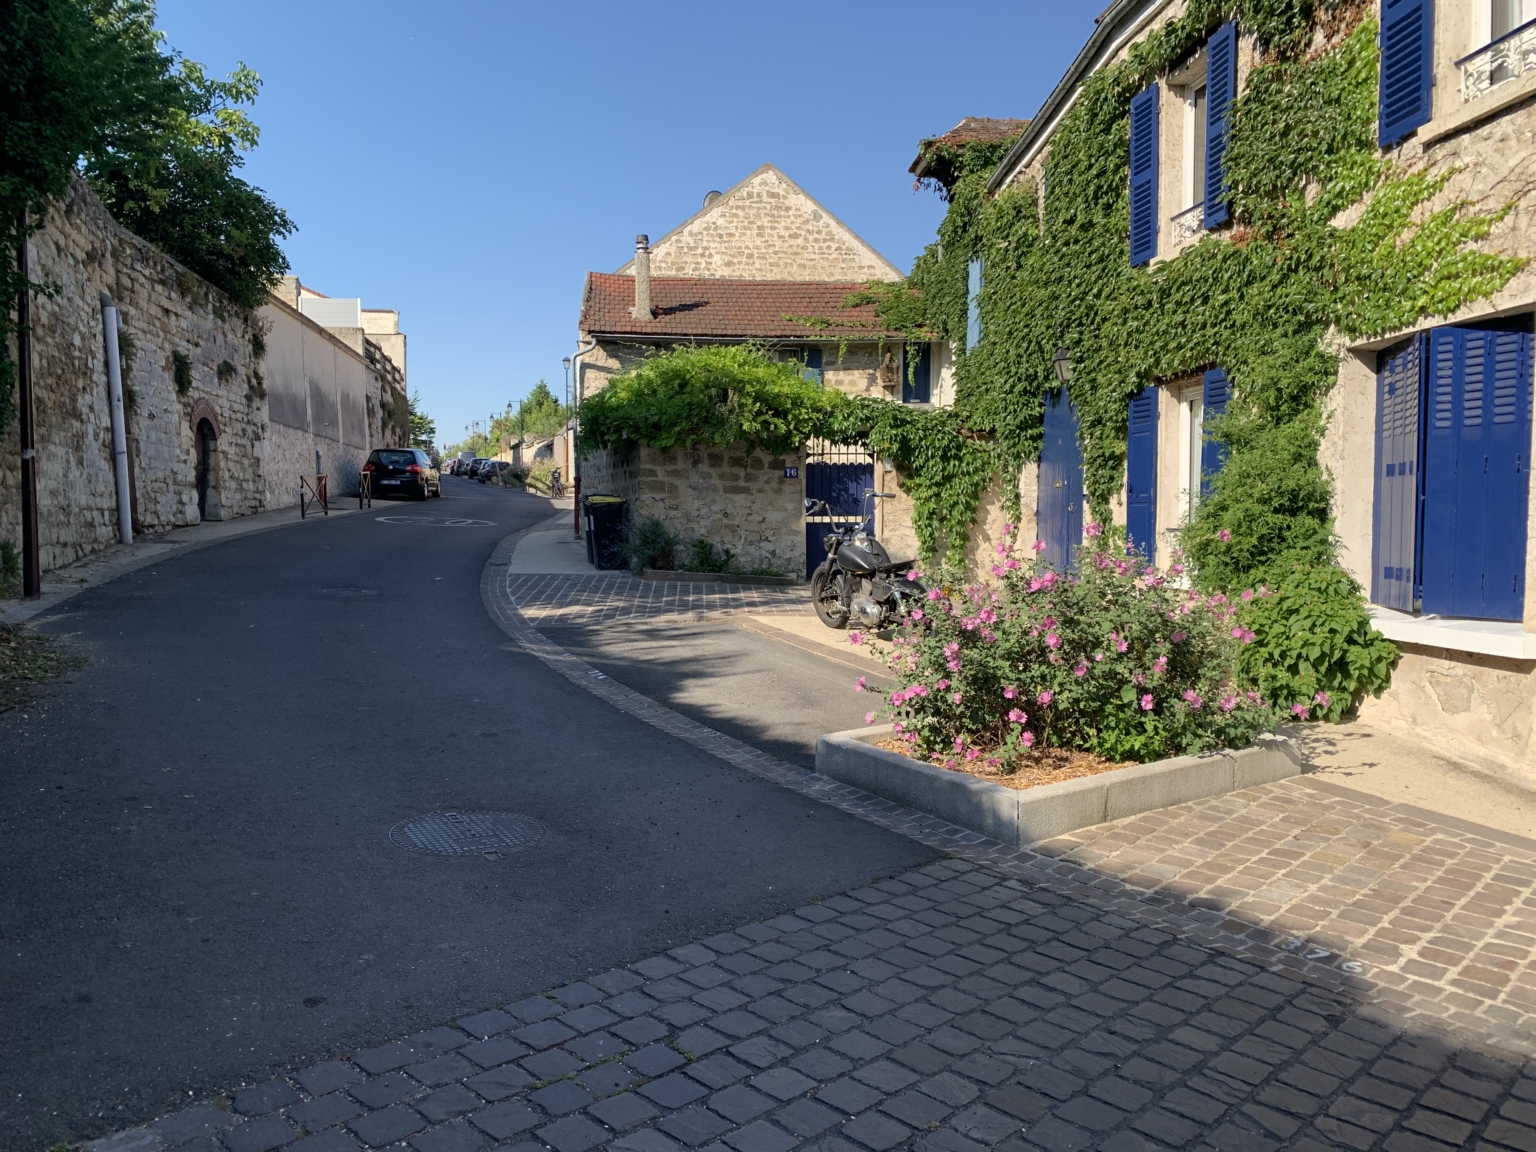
[[580, 441, 806, 577]]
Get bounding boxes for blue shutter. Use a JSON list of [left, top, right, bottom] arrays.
[[802, 346, 823, 384], [1421, 326, 1532, 620], [1038, 390, 1085, 572], [1204, 21, 1238, 228], [1379, 0, 1434, 146], [1200, 367, 1231, 495], [1126, 387, 1159, 559], [1372, 335, 1424, 612], [903, 343, 931, 404], [1129, 85, 1160, 267], [966, 257, 983, 351]]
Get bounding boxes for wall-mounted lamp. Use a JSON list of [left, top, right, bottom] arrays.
[[1052, 346, 1074, 386]]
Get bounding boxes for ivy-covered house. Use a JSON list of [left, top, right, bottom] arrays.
[[882, 0, 1536, 773]]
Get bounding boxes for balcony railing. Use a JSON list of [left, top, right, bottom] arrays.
[[1170, 202, 1204, 246], [1459, 17, 1536, 102]]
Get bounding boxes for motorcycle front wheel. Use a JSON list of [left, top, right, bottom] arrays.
[[811, 564, 849, 629]]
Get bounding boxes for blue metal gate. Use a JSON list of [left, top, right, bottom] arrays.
[[805, 439, 874, 579], [1038, 389, 1084, 571]]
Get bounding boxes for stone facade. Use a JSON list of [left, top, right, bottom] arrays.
[[0, 179, 405, 574], [581, 441, 807, 577], [615, 165, 902, 283]]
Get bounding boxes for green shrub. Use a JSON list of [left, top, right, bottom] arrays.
[[620, 516, 678, 573], [171, 350, 192, 395], [525, 459, 557, 493], [680, 539, 734, 574], [873, 527, 1275, 767], [1236, 563, 1397, 722], [578, 344, 840, 456]]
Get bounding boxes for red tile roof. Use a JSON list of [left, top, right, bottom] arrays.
[[579, 273, 900, 340]]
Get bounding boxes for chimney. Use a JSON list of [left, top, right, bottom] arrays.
[[630, 234, 653, 320]]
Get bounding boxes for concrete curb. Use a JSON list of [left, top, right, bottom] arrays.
[[816, 725, 1305, 846]]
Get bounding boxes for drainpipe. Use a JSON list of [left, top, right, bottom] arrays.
[[99, 292, 132, 545], [16, 214, 40, 596], [570, 335, 598, 538]]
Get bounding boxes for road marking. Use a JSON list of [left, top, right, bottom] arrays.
[[375, 516, 494, 527]]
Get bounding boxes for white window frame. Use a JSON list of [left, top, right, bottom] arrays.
[[1175, 381, 1205, 524]]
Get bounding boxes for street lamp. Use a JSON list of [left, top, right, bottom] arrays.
[[562, 356, 572, 410], [1052, 346, 1074, 385]]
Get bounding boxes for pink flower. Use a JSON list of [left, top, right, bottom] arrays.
[[995, 542, 1009, 556], [1217, 529, 1231, 542], [1085, 521, 1104, 538], [910, 609, 924, 621], [1021, 730, 1035, 748], [1182, 689, 1203, 709], [893, 721, 905, 733], [1169, 563, 1184, 576], [937, 679, 950, 690], [865, 711, 876, 724], [1037, 690, 1054, 705], [1153, 656, 1168, 674], [1032, 539, 1047, 553], [1231, 627, 1245, 640], [927, 588, 943, 601], [1094, 653, 1104, 662], [1008, 708, 1027, 724], [855, 677, 867, 692], [1132, 673, 1145, 686], [906, 570, 921, 581], [1171, 631, 1187, 643], [965, 748, 980, 761], [1220, 695, 1237, 712], [953, 736, 966, 752], [1313, 691, 1332, 708], [1006, 558, 1021, 570], [951, 692, 963, 705], [1073, 663, 1088, 677], [1003, 522, 1016, 536], [1291, 703, 1311, 719], [1140, 694, 1154, 711], [1241, 588, 1255, 601], [848, 632, 863, 646], [1045, 632, 1061, 649], [1003, 686, 1016, 699]]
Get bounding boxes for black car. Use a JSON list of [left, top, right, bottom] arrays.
[[465, 457, 489, 479], [364, 448, 441, 499]]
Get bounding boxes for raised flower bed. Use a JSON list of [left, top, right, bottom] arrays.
[[817, 723, 1302, 846]]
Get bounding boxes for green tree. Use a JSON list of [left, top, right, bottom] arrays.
[[408, 391, 436, 451], [511, 380, 570, 439]]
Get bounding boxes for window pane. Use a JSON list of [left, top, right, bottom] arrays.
[[1494, 0, 1522, 37]]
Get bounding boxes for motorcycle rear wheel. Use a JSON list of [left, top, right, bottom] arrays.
[[811, 564, 849, 629]]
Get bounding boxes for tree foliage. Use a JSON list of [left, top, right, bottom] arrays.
[[0, 0, 293, 431], [408, 391, 436, 451]]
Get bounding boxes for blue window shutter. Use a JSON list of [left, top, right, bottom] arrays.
[[1421, 326, 1531, 620], [1126, 387, 1159, 559], [1379, 0, 1434, 146], [903, 343, 931, 404], [966, 257, 983, 351], [1129, 85, 1160, 267], [1204, 21, 1238, 227], [1200, 367, 1231, 495], [802, 346, 823, 384], [1038, 390, 1085, 572], [1372, 335, 1424, 612]]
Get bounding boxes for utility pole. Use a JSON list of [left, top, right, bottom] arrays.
[[17, 213, 40, 598]]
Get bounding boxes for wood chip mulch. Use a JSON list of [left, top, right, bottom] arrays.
[[873, 738, 1133, 790]]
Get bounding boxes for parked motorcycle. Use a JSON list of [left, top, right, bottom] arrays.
[[809, 492, 926, 631]]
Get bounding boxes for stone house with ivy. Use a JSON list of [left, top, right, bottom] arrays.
[[573, 163, 940, 576], [923, 0, 1536, 775]]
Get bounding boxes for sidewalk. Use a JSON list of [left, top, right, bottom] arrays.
[[0, 501, 369, 626]]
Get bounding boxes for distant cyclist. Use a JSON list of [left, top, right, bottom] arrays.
[[550, 467, 565, 497]]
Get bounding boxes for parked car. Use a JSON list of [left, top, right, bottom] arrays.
[[467, 457, 489, 479], [479, 460, 508, 483], [364, 447, 440, 499]]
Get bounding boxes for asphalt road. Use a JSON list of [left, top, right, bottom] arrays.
[[0, 478, 935, 1150]]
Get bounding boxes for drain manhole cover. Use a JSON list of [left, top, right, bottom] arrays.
[[389, 812, 545, 857]]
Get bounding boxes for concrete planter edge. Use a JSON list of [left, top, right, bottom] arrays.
[[814, 724, 1305, 847], [640, 568, 801, 586]]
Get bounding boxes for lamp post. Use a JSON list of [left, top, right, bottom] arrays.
[[564, 355, 577, 537]]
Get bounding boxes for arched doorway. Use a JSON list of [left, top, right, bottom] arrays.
[[195, 418, 217, 521]]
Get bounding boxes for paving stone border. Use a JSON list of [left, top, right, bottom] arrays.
[[817, 727, 1304, 847]]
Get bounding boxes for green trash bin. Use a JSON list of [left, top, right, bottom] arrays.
[[581, 495, 627, 570]]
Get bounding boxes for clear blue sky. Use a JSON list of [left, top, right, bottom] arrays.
[[154, 1, 1099, 449]]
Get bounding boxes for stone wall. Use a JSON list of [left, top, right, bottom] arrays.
[[581, 441, 806, 577], [0, 179, 401, 573], [0, 180, 264, 570]]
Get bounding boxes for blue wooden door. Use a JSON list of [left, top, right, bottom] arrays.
[[1038, 389, 1084, 571], [1125, 387, 1158, 560], [1421, 326, 1533, 620], [805, 448, 874, 578]]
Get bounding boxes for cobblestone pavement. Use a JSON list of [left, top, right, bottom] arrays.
[[502, 575, 806, 626], [76, 538, 1536, 1152], [92, 857, 1536, 1152], [1031, 777, 1536, 1049]]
